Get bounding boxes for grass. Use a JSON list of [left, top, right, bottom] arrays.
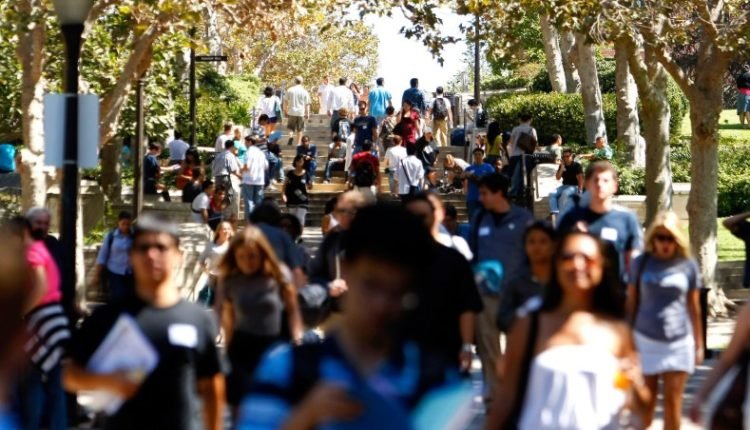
[[680, 219, 745, 262], [681, 109, 750, 140]]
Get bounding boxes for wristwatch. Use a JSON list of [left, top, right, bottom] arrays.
[[461, 343, 475, 354]]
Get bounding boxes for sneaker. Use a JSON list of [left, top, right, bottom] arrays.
[[323, 179, 330, 184]]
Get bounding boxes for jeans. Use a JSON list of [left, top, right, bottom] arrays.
[[241, 184, 265, 221], [304, 160, 317, 184], [266, 154, 280, 187], [17, 364, 67, 430], [287, 205, 308, 227], [387, 170, 397, 194], [476, 294, 501, 401], [106, 270, 133, 303], [549, 185, 579, 213], [324, 160, 345, 180], [508, 155, 534, 197]]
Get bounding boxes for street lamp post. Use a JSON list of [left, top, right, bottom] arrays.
[[53, 0, 93, 314]]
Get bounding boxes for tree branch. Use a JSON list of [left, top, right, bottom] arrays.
[[710, 0, 725, 22], [698, 1, 720, 39]]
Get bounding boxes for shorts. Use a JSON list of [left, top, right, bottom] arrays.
[[287, 115, 305, 132], [737, 91, 750, 114], [635, 331, 695, 375], [268, 116, 278, 124]]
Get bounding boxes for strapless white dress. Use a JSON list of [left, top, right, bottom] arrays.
[[518, 344, 627, 430]]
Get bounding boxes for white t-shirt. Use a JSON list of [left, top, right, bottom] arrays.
[[168, 139, 189, 161], [199, 240, 229, 276], [286, 85, 311, 117], [258, 95, 282, 119], [327, 85, 356, 113], [436, 230, 473, 261], [385, 145, 407, 171], [396, 155, 424, 195], [191, 192, 210, 223], [510, 123, 538, 157], [242, 146, 268, 186], [431, 96, 453, 118], [215, 133, 232, 152]]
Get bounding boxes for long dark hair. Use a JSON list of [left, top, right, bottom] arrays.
[[541, 231, 625, 319], [521, 220, 556, 267]]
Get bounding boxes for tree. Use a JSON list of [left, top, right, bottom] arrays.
[[574, 32, 607, 145], [614, 37, 643, 166], [540, 13, 567, 93]]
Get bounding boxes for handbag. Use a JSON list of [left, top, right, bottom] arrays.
[[705, 349, 750, 429]]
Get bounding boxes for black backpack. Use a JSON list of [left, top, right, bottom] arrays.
[[433, 98, 449, 120], [516, 131, 538, 154], [353, 160, 375, 187], [476, 109, 488, 128]]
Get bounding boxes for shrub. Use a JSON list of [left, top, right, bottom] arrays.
[[529, 58, 616, 94]]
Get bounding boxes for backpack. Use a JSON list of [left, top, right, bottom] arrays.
[[516, 131, 538, 154], [476, 109, 488, 128], [337, 120, 351, 140], [353, 160, 375, 187], [380, 118, 395, 141], [433, 98, 449, 120]]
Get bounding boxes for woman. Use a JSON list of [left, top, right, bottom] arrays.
[[257, 86, 282, 136], [217, 226, 303, 410], [627, 211, 703, 430], [396, 99, 421, 149], [320, 196, 338, 236], [175, 149, 201, 190], [207, 185, 228, 230], [443, 153, 469, 190], [197, 221, 233, 307], [282, 154, 309, 228], [487, 231, 650, 429], [233, 127, 247, 164], [91, 211, 134, 302], [496, 221, 555, 333]]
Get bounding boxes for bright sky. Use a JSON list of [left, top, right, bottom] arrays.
[[365, 9, 468, 107]]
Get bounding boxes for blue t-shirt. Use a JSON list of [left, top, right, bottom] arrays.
[[0, 144, 16, 172], [368, 87, 391, 117], [144, 153, 159, 183], [464, 163, 494, 202], [402, 88, 426, 113]]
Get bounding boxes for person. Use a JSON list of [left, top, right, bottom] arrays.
[[349, 82, 361, 108], [175, 149, 202, 192], [198, 221, 233, 308], [257, 86, 282, 136], [485, 122, 505, 167], [240, 134, 268, 221], [320, 196, 339, 236], [167, 131, 189, 166], [191, 180, 220, 228], [236, 204, 458, 429], [25, 208, 66, 308], [143, 142, 171, 201], [214, 122, 234, 152], [327, 77, 356, 127], [265, 132, 285, 187], [403, 193, 483, 371], [626, 211, 703, 430], [120, 138, 132, 169], [368, 77, 392, 124], [431, 86, 453, 147], [545, 133, 563, 162], [496, 220, 556, 333], [402, 77, 426, 115], [252, 114, 269, 139], [64, 214, 225, 430], [465, 99, 484, 151], [557, 161, 643, 286], [248, 203, 307, 290], [548, 148, 584, 220], [443, 203, 471, 243], [296, 135, 317, 188], [722, 210, 750, 288], [352, 100, 379, 155], [379, 105, 398, 154], [331, 106, 353, 142], [285, 76, 311, 147], [384, 135, 407, 195], [396, 99, 421, 149], [317, 76, 333, 115], [216, 226, 303, 411], [211, 139, 242, 214], [443, 153, 469, 191], [427, 193, 473, 261], [416, 127, 439, 171], [469, 173, 534, 404], [581, 135, 614, 161], [735, 64, 750, 128], [282, 154, 310, 227], [279, 213, 312, 271], [6, 217, 69, 430], [233, 127, 247, 163], [463, 148, 494, 220], [91, 211, 134, 303], [0, 142, 16, 173], [486, 231, 650, 429], [396, 144, 424, 201], [508, 113, 539, 197], [323, 136, 347, 183], [349, 140, 380, 200]]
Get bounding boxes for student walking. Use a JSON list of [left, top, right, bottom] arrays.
[[282, 154, 310, 228]]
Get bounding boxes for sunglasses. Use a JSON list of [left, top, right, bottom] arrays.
[[654, 234, 675, 243]]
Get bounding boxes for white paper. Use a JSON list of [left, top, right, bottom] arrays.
[[84, 314, 159, 415], [44, 93, 100, 168]]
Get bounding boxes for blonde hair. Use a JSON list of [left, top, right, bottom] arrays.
[[218, 226, 287, 287], [644, 211, 691, 258], [213, 221, 234, 243], [444, 154, 456, 168]]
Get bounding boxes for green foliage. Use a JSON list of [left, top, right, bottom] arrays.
[[482, 63, 544, 90], [529, 57, 616, 93]]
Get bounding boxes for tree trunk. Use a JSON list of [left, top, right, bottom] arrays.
[[574, 33, 607, 145], [539, 14, 566, 93], [204, 5, 225, 75], [559, 31, 580, 93], [614, 37, 642, 166], [17, 0, 47, 212], [99, 138, 122, 203]]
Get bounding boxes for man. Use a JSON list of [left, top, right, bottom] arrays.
[[723, 210, 750, 288], [368, 77, 392, 124], [143, 142, 171, 202], [430, 87, 453, 147], [507, 113, 538, 197], [237, 205, 458, 429], [323, 136, 346, 183], [285, 76, 311, 147], [349, 140, 380, 201], [241, 134, 269, 220], [736, 64, 750, 128], [557, 161, 643, 285], [352, 100, 379, 155], [548, 148, 584, 220], [379, 105, 398, 154], [581, 135, 614, 161], [464, 148, 494, 221], [327, 77, 356, 127], [396, 144, 425, 201], [190, 180, 215, 225], [427, 193, 473, 262], [90, 211, 134, 303], [214, 122, 233, 152], [26, 207, 64, 293], [296, 135, 318, 187], [64, 214, 224, 430], [167, 131, 189, 166], [211, 139, 241, 209], [469, 173, 533, 404], [266, 132, 284, 186], [416, 127, 439, 171], [383, 135, 406, 195], [252, 114, 269, 138], [402, 77, 426, 115], [403, 194, 482, 370], [443, 203, 471, 243], [317, 76, 333, 115]]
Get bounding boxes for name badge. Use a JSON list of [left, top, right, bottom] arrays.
[[168, 324, 198, 348], [479, 227, 491, 237], [601, 227, 619, 242]]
